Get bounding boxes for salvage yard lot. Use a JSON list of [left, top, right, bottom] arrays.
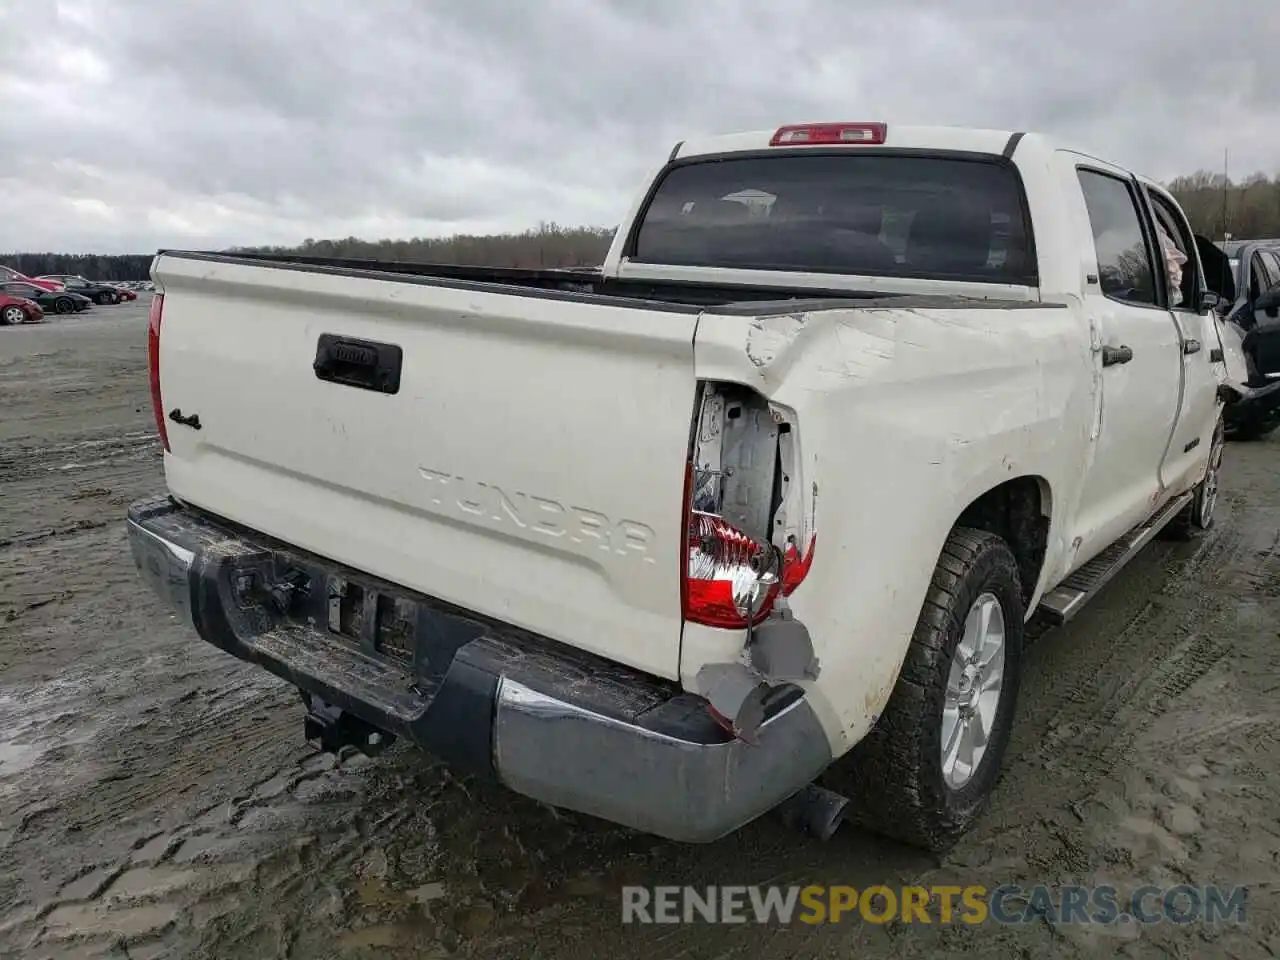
[[1, 301, 1278, 959]]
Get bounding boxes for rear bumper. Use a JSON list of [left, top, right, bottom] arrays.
[[1223, 378, 1280, 432], [126, 496, 831, 842]]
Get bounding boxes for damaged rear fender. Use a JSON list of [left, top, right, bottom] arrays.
[[679, 379, 833, 745]]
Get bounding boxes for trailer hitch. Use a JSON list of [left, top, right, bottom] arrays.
[[230, 566, 311, 616], [303, 694, 397, 757]]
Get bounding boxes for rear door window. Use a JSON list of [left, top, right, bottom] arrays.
[[1260, 251, 1280, 289]]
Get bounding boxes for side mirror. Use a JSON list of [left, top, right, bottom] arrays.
[[1199, 290, 1222, 313]]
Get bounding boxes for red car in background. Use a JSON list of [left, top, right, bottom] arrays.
[[112, 285, 137, 301], [0, 265, 63, 292], [0, 292, 44, 325]]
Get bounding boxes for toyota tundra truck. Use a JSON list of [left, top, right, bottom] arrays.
[[127, 122, 1226, 852]]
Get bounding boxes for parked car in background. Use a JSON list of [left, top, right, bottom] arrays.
[[35, 275, 124, 305], [2, 281, 92, 315], [110, 284, 138, 301], [0, 265, 64, 292], [0, 292, 43, 325], [1198, 239, 1280, 440]]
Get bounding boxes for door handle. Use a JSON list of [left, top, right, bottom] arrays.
[[1182, 338, 1202, 355], [1101, 345, 1134, 367]]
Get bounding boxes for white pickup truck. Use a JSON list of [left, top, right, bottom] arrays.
[[128, 122, 1227, 852]]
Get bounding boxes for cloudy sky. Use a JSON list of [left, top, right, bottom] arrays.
[[0, 0, 1275, 254]]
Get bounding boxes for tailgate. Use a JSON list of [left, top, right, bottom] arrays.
[[153, 254, 699, 679]]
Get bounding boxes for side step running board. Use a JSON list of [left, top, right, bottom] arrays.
[[1036, 491, 1193, 625]]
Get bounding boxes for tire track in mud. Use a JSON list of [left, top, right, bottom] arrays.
[[1000, 447, 1280, 810], [0, 430, 159, 484], [1029, 615, 1230, 779], [1163, 495, 1280, 601], [0, 518, 118, 551], [0, 428, 161, 549], [996, 595, 1230, 822], [1, 524, 154, 670], [50, 684, 299, 835], [0, 657, 310, 957], [7, 740, 468, 957]]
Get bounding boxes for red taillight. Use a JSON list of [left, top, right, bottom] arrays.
[[769, 122, 887, 147], [682, 384, 817, 631], [684, 506, 781, 630], [781, 534, 816, 596], [147, 293, 169, 452]]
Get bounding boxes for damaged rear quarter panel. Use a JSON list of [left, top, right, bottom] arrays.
[[687, 299, 1092, 754]]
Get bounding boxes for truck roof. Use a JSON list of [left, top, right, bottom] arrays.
[[669, 124, 1162, 198], [672, 123, 1025, 162]]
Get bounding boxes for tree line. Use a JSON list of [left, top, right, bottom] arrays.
[[5, 171, 1280, 279]]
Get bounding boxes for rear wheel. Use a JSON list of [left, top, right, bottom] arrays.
[[96, 291, 117, 305], [54, 297, 75, 314], [0, 305, 22, 325], [824, 527, 1025, 852]]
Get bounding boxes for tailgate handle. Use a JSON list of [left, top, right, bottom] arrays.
[[313, 334, 403, 395], [1101, 344, 1133, 367]]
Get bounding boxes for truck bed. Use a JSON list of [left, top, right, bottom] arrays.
[[147, 249, 1050, 684], [159, 250, 1038, 312]]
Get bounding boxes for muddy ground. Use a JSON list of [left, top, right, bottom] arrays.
[[1, 301, 1278, 960]]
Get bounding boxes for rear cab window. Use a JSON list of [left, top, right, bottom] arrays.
[[628, 154, 1037, 286]]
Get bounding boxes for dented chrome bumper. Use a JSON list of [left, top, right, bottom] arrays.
[[126, 495, 832, 843]]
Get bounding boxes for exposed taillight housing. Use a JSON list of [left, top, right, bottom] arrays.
[[685, 510, 781, 629], [148, 293, 169, 452], [681, 383, 817, 630]]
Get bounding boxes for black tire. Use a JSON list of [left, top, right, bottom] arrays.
[[823, 527, 1025, 852], [1165, 417, 1225, 540], [96, 291, 116, 305], [0, 305, 22, 326], [54, 297, 75, 315]]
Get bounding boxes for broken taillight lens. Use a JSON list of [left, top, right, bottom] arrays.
[[781, 534, 816, 596], [684, 509, 780, 629], [682, 382, 817, 630]]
